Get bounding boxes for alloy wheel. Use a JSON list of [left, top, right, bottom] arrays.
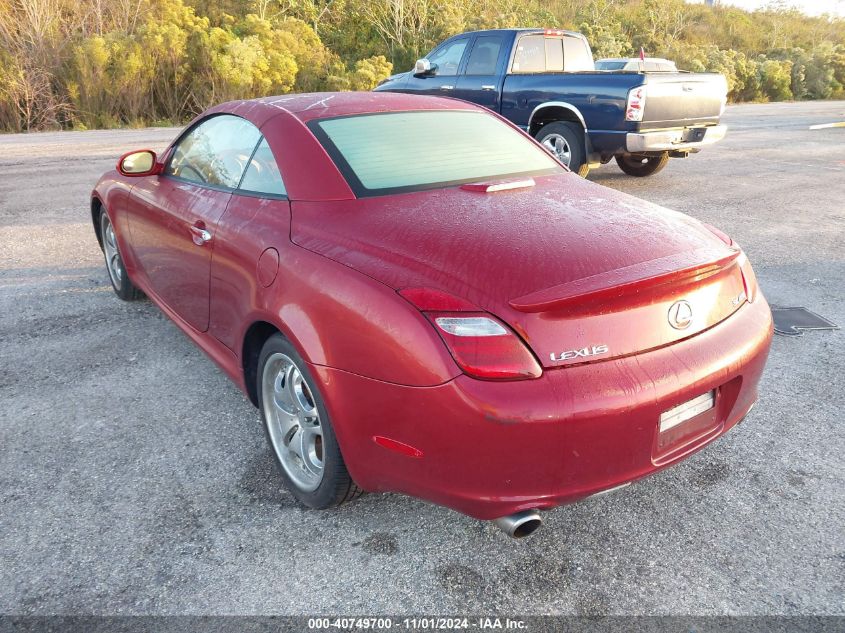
[[540, 133, 572, 167], [262, 353, 325, 492], [101, 213, 124, 287]]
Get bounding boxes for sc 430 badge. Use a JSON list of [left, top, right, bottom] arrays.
[[550, 345, 609, 363]]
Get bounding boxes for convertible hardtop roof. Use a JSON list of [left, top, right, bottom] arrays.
[[217, 91, 480, 125], [195, 92, 492, 201]]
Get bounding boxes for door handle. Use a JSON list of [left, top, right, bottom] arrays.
[[440, 85, 454, 90], [481, 85, 496, 91], [190, 223, 212, 245]]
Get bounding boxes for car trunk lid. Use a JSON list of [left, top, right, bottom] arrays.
[[290, 174, 746, 369], [509, 245, 746, 368]]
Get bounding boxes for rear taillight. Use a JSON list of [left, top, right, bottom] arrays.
[[425, 312, 542, 381], [626, 86, 647, 122]]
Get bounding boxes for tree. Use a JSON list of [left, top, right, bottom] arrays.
[[2, 0, 845, 131], [349, 54, 392, 89]]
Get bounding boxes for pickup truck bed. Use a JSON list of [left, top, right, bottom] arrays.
[[376, 28, 728, 177]]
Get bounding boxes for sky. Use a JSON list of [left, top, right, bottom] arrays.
[[689, 0, 845, 17]]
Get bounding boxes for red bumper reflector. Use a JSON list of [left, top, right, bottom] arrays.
[[373, 435, 424, 458]]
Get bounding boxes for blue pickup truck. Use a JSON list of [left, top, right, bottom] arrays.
[[375, 28, 728, 177]]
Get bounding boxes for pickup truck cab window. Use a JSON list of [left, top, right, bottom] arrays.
[[429, 38, 469, 76], [512, 34, 594, 73], [465, 36, 503, 75], [545, 38, 564, 72], [562, 36, 594, 72], [166, 114, 261, 188], [512, 34, 545, 73]]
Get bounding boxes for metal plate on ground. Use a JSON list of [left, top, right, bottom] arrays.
[[771, 306, 840, 337]]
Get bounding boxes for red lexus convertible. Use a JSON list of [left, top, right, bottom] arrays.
[[92, 92, 772, 537]]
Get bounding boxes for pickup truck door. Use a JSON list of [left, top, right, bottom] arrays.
[[404, 36, 471, 96], [453, 34, 508, 111]]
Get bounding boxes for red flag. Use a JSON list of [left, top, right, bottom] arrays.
[[640, 47, 645, 61]]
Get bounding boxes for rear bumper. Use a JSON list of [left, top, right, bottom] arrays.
[[626, 124, 727, 153], [315, 296, 773, 520]]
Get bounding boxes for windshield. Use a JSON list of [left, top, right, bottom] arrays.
[[309, 110, 562, 197]]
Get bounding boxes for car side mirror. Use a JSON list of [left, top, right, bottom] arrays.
[[414, 58, 437, 77], [117, 149, 162, 177]]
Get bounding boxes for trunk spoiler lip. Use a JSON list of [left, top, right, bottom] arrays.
[[509, 246, 741, 314]]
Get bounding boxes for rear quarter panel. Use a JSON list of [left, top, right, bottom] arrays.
[[209, 197, 460, 388], [501, 72, 643, 131]]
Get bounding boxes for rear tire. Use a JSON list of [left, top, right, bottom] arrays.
[[257, 333, 362, 509], [534, 121, 590, 177], [99, 210, 143, 301], [615, 152, 670, 177]]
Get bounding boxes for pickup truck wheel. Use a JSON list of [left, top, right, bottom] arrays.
[[535, 122, 589, 177], [615, 152, 669, 177]]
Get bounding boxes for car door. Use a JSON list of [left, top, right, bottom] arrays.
[[454, 34, 506, 111], [404, 36, 471, 97], [208, 137, 290, 351], [127, 114, 262, 332]]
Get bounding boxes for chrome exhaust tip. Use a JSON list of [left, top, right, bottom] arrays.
[[493, 509, 543, 539]]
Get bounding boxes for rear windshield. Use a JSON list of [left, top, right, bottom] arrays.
[[309, 110, 562, 197], [596, 61, 627, 70]]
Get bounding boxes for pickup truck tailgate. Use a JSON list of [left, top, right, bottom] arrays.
[[641, 73, 727, 128]]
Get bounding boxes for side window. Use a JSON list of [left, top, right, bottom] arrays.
[[464, 36, 503, 75], [238, 137, 286, 197], [166, 115, 261, 188], [429, 38, 468, 77], [512, 35, 545, 73], [562, 36, 595, 72]]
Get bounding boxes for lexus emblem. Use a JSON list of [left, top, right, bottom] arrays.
[[668, 300, 693, 330]]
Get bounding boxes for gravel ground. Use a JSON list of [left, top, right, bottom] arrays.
[[0, 101, 843, 616]]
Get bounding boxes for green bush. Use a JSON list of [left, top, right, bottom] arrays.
[[759, 58, 793, 101]]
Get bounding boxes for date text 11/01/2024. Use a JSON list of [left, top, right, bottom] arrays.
[[307, 617, 527, 630]]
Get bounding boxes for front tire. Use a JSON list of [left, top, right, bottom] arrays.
[[615, 152, 670, 177], [99, 210, 143, 301], [534, 121, 590, 177], [257, 334, 362, 509]]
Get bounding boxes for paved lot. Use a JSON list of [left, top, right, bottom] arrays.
[[0, 101, 843, 616]]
